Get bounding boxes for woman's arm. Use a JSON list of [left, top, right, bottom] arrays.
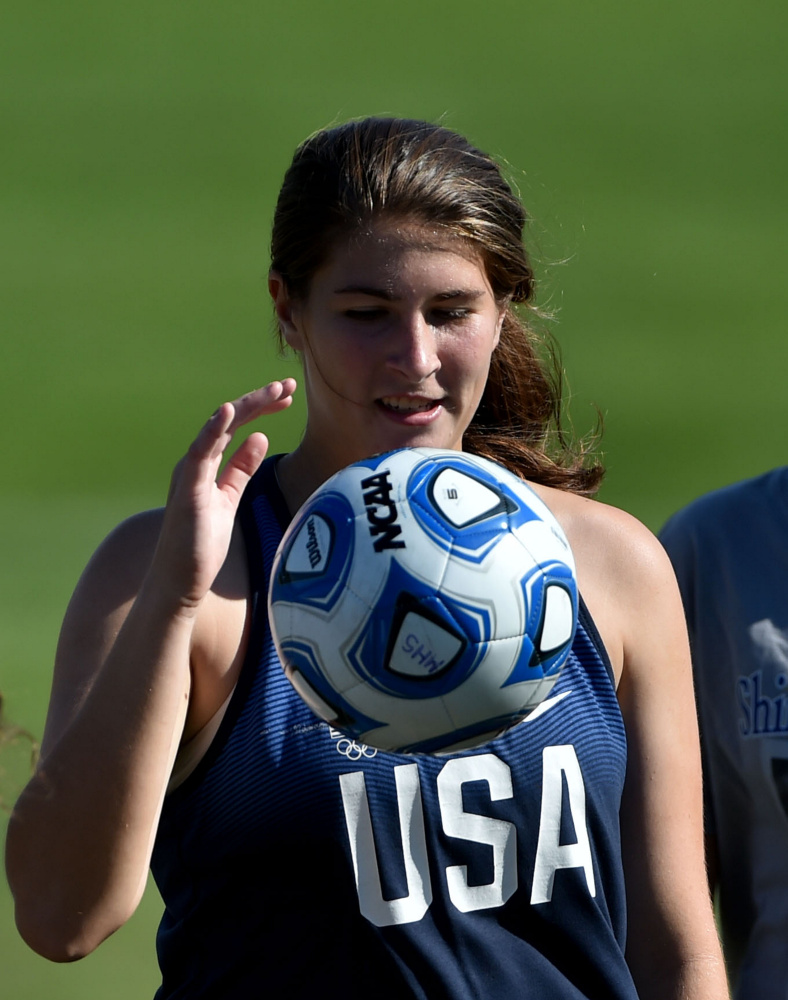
[[611, 514, 729, 1000], [7, 512, 197, 961], [4, 381, 295, 962]]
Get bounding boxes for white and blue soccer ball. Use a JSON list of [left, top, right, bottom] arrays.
[[268, 448, 578, 754]]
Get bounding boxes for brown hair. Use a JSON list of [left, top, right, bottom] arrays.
[[0, 692, 39, 812], [270, 117, 603, 496]]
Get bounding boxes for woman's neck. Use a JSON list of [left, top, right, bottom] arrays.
[[274, 445, 341, 516]]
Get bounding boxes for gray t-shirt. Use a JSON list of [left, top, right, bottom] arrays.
[[661, 468, 788, 1000]]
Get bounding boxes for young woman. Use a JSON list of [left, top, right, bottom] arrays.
[[6, 118, 728, 999]]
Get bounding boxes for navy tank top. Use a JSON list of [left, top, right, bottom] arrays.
[[150, 457, 638, 999]]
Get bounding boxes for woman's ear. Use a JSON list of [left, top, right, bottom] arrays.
[[268, 271, 304, 351]]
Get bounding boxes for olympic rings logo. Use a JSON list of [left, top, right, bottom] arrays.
[[328, 727, 378, 759]]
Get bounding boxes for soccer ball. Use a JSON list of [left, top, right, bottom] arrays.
[[268, 448, 577, 754]]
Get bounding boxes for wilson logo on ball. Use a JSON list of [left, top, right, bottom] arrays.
[[280, 513, 334, 579]]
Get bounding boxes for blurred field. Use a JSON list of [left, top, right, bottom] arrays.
[[2, 0, 786, 994]]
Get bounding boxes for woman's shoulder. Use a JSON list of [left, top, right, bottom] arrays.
[[529, 485, 679, 683], [64, 509, 167, 619], [60, 507, 249, 743], [64, 506, 249, 671], [75, 507, 249, 604], [93, 505, 165, 556], [531, 485, 667, 578]]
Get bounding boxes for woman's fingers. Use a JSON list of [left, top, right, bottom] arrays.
[[181, 402, 235, 469], [216, 431, 269, 503], [178, 379, 297, 480], [212, 380, 297, 502], [226, 379, 297, 435]]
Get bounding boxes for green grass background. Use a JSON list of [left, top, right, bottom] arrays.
[[2, 0, 786, 994]]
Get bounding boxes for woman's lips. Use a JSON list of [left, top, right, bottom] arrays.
[[376, 395, 443, 423]]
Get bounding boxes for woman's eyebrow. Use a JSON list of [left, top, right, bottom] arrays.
[[433, 289, 486, 301], [333, 284, 395, 299], [332, 286, 486, 301]]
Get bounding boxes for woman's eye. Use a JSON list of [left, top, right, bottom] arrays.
[[432, 308, 470, 323], [344, 308, 387, 320]]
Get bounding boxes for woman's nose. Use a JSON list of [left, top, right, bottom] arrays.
[[386, 313, 441, 381]]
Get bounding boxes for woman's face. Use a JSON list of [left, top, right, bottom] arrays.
[[271, 218, 505, 475]]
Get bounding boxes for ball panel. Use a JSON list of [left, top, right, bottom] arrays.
[[272, 491, 357, 610], [343, 680, 457, 751], [442, 634, 545, 726], [427, 466, 513, 528], [385, 601, 467, 680], [280, 655, 385, 737], [286, 666, 341, 724], [273, 584, 374, 698], [537, 583, 575, 654], [439, 532, 528, 640], [279, 511, 334, 576], [513, 516, 575, 569], [409, 453, 537, 563]]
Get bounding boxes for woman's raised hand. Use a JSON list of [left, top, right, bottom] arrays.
[[152, 379, 296, 615]]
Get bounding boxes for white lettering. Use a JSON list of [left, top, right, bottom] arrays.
[[437, 755, 517, 912], [339, 765, 432, 927], [531, 744, 595, 904], [339, 745, 597, 925]]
